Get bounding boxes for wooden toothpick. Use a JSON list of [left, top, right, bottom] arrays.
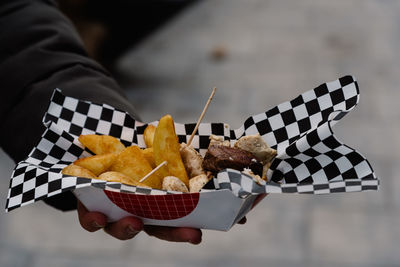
[[139, 161, 167, 183], [187, 87, 217, 146]]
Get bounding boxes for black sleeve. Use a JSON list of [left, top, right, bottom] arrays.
[[0, 0, 140, 211]]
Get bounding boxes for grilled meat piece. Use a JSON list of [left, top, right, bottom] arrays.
[[202, 145, 263, 176]]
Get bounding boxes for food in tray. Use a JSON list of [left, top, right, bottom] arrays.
[[62, 114, 277, 193], [78, 134, 125, 154], [162, 176, 189, 193], [233, 134, 277, 164], [202, 144, 263, 176], [153, 115, 189, 187], [189, 174, 210, 193], [110, 145, 163, 189], [143, 124, 156, 148], [208, 134, 230, 147], [180, 142, 205, 178], [98, 171, 150, 188], [74, 153, 118, 176], [61, 164, 97, 179]]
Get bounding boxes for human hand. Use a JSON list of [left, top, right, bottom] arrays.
[[77, 200, 203, 243]]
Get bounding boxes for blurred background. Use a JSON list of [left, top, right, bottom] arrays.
[[1, 0, 399, 266]]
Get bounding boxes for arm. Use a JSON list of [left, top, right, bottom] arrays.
[[0, 0, 139, 211], [0, 0, 203, 243]]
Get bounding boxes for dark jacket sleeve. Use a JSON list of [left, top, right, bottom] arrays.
[[0, 0, 140, 211]]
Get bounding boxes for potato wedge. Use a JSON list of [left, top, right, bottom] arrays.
[[143, 124, 156, 148], [153, 114, 189, 187], [78, 134, 125, 155], [98, 171, 150, 188], [142, 147, 156, 168], [110, 146, 163, 189], [74, 153, 118, 176], [62, 164, 97, 179]]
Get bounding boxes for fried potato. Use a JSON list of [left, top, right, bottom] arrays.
[[110, 145, 163, 189], [61, 164, 97, 179], [143, 124, 156, 148], [74, 153, 118, 176], [153, 114, 189, 187], [162, 176, 189, 193], [142, 147, 156, 168], [98, 171, 150, 188], [78, 134, 125, 155]]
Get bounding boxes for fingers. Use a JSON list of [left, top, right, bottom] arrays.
[[77, 200, 202, 243], [144, 226, 202, 245], [77, 200, 144, 240], [104, 217, 144, 240], [77, 200, 107, 232]]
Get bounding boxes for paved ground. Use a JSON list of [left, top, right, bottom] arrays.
[[1, 0, 399, 266]]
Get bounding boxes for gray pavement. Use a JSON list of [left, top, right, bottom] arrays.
[[1, 0, 399, 266]]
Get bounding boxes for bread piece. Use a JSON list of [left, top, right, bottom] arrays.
[[234, 134, 277, 164], [189, 174, 211, 193], [243, 168, 265, 185], [162, 176, 189, 192], [180, 143, 205, 178], [209, 135, 230, 147]]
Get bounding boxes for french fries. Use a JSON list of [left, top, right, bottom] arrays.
[[62, 114, 215, 193], [142, 147, 156, 168], [61, 164, 97, 179], [98, 171, 150, 188], [78, 135, 125, 155], [143, 124, 156, 148], [110, 145, 163, 189], [74, 153, 118, 176], [153, 114, 189, 187]]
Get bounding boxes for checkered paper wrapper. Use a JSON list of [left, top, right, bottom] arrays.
[[5, 75, 378, 213]]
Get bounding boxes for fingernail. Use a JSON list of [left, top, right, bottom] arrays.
[[126, 225, 140, 235], [189, 239, 201, 245], [92, 221, 105, 228]]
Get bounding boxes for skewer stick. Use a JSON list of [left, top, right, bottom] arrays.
[[139, 161, 167, 183], [187, 87, 217, 146]]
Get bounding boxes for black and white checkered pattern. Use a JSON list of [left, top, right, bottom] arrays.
[[215, 169, 378, 198], [5, 75, 378, 212], [43, 91, 140, 147]]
